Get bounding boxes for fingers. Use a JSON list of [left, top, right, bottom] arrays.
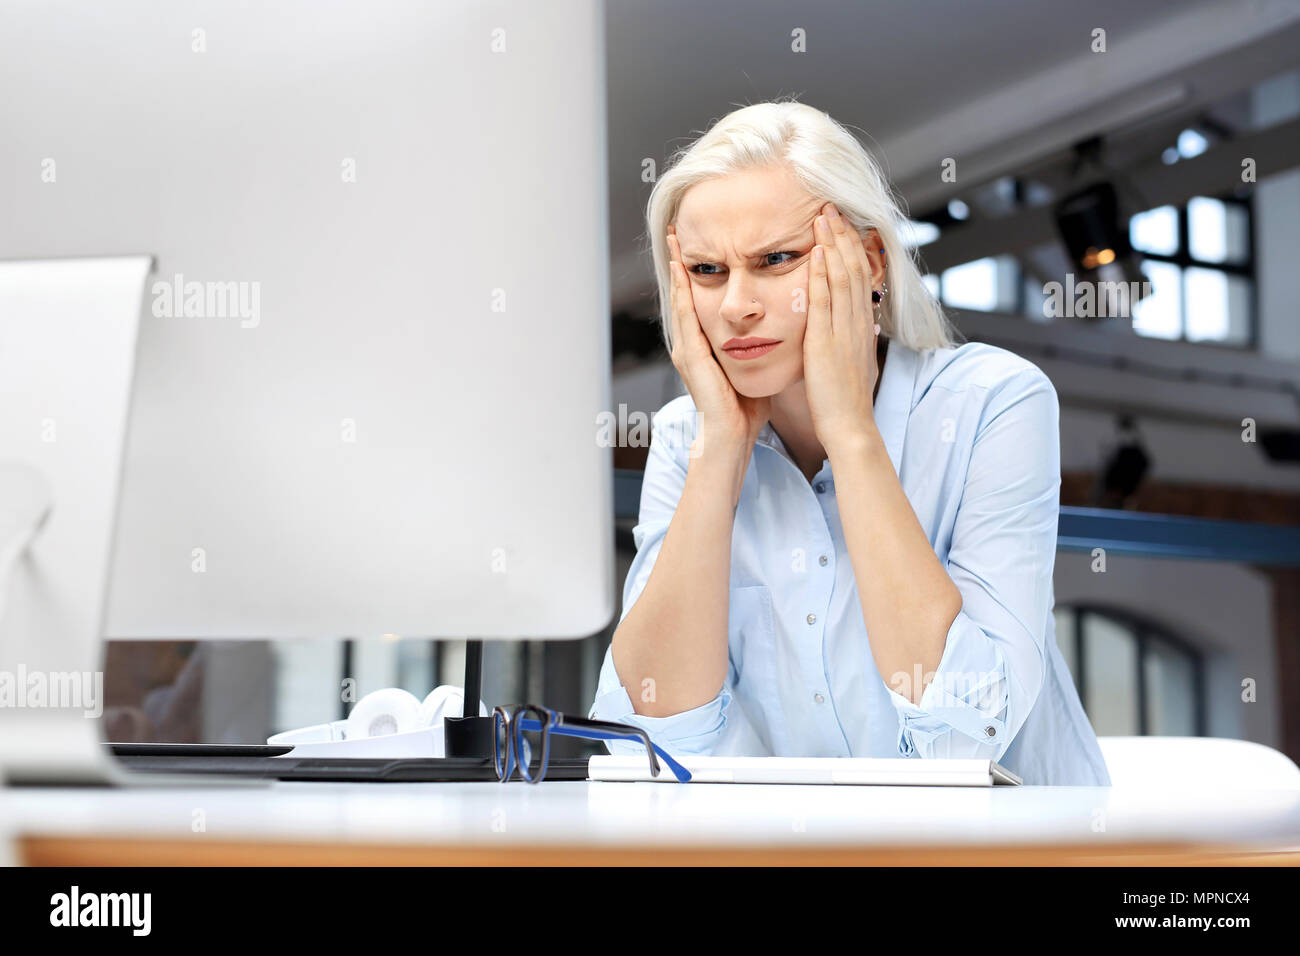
[[808, 241, 831, 345], [814, 209, 860, 337], [666, 229, 693, 359], [826, 203, 873, 318], [667, 228, 713, 365]]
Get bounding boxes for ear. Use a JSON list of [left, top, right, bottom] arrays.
[[860, 228, 887, 290]]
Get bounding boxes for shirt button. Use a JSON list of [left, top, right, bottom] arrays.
[[985, 726, 997, 737], [806, 613, 817, 625], [815, 481, 826, 493], [818, 554, 828, 566], [814, 693, 825, 704]]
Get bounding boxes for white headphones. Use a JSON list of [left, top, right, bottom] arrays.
[[268, 684, 488, 758]]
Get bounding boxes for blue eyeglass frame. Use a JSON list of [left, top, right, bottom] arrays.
[[491, 704, 692, 784]]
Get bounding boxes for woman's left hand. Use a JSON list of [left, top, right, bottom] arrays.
[[804, 201, 882, 455]]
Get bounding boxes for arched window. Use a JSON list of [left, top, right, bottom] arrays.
[[1053, 605, 1205, 737]]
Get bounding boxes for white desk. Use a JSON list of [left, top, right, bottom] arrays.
[[6, 779, 1300, 865]]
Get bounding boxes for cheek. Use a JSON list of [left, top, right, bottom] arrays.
[[783, 278, 811, 335], [699, 315, 725, 351], [684, 290, 718, 341], [784, 266, 812, 319]]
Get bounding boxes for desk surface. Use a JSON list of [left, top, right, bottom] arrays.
[[6, 780, 1300, 866]]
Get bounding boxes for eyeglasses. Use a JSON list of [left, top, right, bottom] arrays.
[[491, 704, 692, 784]]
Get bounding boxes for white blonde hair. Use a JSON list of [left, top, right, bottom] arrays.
[[645, 97, 963, 353]]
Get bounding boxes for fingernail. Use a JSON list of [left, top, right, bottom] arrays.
[[874, 323, 881, 335], [828, 204, 840, 221], [814, 245, 824, 261]]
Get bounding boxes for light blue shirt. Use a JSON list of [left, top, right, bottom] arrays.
[[590, 339, 1112, 786]]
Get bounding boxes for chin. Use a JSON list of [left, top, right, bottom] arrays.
[[726, 362, 798, 399]]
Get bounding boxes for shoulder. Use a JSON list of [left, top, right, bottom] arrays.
[[914, 341, 1051, 395], [911, 340, 1057, 413]]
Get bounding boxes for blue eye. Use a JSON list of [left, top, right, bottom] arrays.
[[689, 251, 798, 276]]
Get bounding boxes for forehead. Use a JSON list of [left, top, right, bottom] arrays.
[[675, 166, 823, 256]]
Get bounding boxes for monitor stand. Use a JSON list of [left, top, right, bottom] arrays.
[[443, 640, 495, 758]]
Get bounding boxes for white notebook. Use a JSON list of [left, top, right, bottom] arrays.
[[588, 754, 1022, 786]]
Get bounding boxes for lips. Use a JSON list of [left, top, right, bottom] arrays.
[[723, 337, 780, 350], [722, 338, 781, 360]]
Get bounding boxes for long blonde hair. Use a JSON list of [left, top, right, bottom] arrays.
[[645, 98, 963, 353]]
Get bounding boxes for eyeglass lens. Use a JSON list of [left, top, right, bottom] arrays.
[[493, 709, 511, 780], [516, 705, 549, 783]]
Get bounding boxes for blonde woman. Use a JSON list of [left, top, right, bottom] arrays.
[[589, 99, 1110, 786]]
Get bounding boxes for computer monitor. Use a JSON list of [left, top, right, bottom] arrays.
[[0, 0, 614, 777]]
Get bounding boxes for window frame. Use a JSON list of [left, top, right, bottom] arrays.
[[1057, 602, 1206, 737], [1129, 192, 1259, 349]]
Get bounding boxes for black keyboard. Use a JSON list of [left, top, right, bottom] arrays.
[[108, 743, 591, 782]]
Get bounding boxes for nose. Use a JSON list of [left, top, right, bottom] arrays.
[[718, 273, 763, 324]]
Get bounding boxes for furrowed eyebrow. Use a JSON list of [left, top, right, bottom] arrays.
[[681, 231, 810, 261]]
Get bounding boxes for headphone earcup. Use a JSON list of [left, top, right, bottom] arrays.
[[419, 685, 490, 726], [417, 686, 485, 759], [417, 685, 459, 728], [344, 688, 424, 740]]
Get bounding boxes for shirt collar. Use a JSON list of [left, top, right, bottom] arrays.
[[756, 337, 917, 476]]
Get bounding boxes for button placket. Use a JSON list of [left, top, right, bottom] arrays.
[[760, 443, 841, 745]]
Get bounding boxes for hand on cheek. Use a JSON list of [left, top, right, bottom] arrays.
[[802, 202, 881, 455]]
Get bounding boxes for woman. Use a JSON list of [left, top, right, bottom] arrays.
[[589, 99, 1110, 786]]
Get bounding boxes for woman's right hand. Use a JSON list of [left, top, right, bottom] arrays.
[[666, 227, 772, 455]]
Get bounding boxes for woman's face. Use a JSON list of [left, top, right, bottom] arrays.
[[672, 164, 829, 399]]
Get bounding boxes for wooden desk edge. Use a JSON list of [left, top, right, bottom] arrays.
[[18, 836, 1300, 866]]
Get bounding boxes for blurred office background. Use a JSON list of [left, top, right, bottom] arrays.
[[101, 0, 1300, 763]]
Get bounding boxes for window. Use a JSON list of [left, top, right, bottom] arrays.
[[1053, 605, 1204, 737], [938, 254, 1020, 313], [922, 177, 1257, 348], [1128, 196, 1256, 346]]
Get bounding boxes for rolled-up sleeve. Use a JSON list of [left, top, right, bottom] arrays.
[[885, 368, 1057, 762], [589, 642, 742, 756], [588, 405, 761, 756]]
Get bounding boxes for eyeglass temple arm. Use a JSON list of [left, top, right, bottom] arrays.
[[514, 716, 692, 782], [545, 717, 693, 782]]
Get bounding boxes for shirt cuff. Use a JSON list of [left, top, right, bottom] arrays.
[[884, 609, 1010, 760], [588, 681, 732, 757]]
